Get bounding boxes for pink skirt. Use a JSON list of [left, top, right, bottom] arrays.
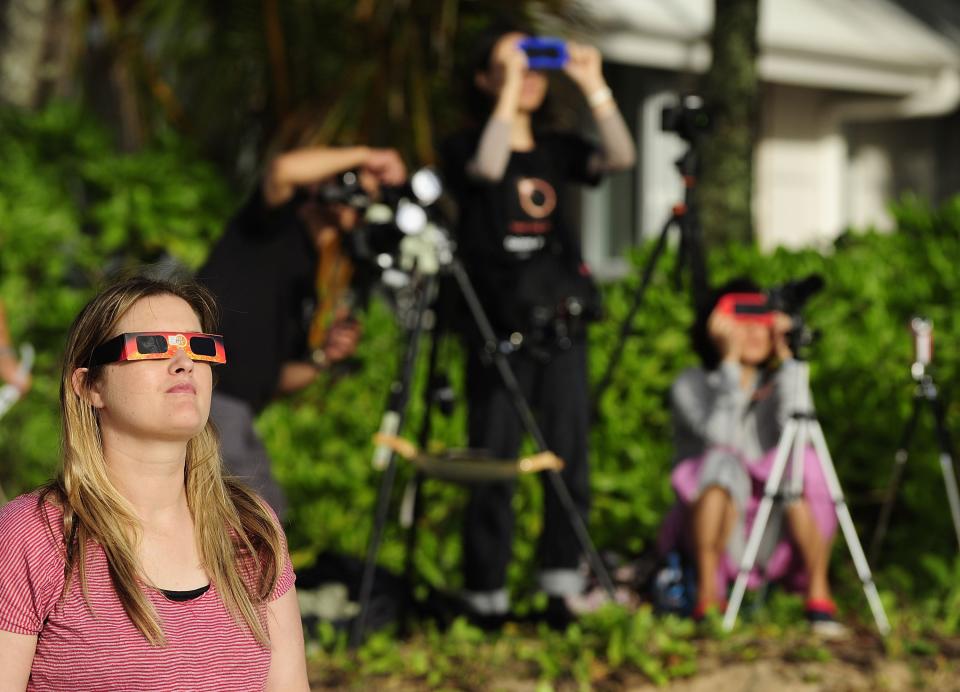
[[657, 446, 838, 593]]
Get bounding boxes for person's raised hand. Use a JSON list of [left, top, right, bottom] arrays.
[[491, 34, 529, 89], [708, 310, 744, 364], [564, 41, 605, 95], [771, 311, 794, 362], [363, 148, 407, 187]]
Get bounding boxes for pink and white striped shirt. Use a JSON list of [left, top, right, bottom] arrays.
[[0, 493, 295, 691]]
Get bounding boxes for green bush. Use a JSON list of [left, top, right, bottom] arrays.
[[3, 104, 959, 606], [0, 103, 233, 491]]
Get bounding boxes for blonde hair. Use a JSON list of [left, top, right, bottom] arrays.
[[42, 276, 285, 646]]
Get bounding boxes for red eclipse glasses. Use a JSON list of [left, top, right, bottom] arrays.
[[90, 332, 227, 366], [715, 293, 774, 326]]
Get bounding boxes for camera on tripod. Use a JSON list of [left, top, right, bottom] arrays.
[[316, 167, 449, 288], [661, 95, 712, 141], [316, 169, 371, 207], [766, 274, 824, 355]]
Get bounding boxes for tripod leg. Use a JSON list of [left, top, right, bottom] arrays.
[[398, 316, 448, 635], [723, 419, 798, 631], [869, 397, 921, 564], [592, 213, 678, 409], [678, 198, 709, 313], [351, 276, 434, 647], [931, 396, 960, 553], [807, 420, 891, 635], [450, 259, 617, 599], [789, 416, 809, 501]]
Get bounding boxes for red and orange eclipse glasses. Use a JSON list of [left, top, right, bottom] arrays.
[[715, 293, 774, 326], [90, 332, 227, 366]]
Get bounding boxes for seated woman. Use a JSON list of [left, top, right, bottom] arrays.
[[0, 277, 309, 690], [661, 278, 841, 631]]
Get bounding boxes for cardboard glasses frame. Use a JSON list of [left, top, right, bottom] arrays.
[[89, 332, 226, 366]]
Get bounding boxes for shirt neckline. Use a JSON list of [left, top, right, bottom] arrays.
[[159, 583, 211, 602]]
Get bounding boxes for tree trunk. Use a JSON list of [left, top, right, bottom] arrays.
[[698, 0, 761, 247], [0, 0, 56, 107]]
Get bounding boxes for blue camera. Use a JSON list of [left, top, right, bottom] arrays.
[[519, 37, 569, 70]]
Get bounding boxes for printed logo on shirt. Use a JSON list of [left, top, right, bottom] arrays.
[[505, 176, 558, 255], [516, 177, 557, 220], [504, 235, 547, 253]]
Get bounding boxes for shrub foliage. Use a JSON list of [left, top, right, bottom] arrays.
[[2, 105, 959, 604]]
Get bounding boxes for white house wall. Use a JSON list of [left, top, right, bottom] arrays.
[[755, 84, 845, 250]]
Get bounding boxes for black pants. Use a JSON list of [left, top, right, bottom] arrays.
[[462, 339, 591, 592]]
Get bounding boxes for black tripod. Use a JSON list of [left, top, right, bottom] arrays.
[[592, 141, 709, 410], [870, 330, 960, 563], [350, 234, 617, 647]]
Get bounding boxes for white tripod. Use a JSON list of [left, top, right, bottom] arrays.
[[722, 358, 891, 635]]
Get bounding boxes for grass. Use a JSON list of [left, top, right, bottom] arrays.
[[303, 588, 960, 690]]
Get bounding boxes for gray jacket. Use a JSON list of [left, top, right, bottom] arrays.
[[670, 359, 806, 464]]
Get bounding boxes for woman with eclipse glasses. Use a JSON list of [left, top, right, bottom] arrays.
[[663, 278, 842, 634], [0, 276, 309, 690]]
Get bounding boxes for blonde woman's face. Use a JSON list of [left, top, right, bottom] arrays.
[[89, 294, 213, 442]]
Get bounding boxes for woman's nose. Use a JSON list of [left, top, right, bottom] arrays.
[[168, 348, 194, 374]]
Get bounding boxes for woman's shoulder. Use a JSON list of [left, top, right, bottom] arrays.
[[672, 366, 710, 389], [0, 491, 63, 537], [0, 491, 67, 575], [0, 492, 68, 635]]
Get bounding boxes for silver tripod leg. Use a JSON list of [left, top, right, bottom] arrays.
[[931, 388, 960, 553], [724, 360, 891, 634], [938, 452, 960, 553], [723, 418, 798, 631], [807, 421, 891, 634], [790, 413, 808, 500]]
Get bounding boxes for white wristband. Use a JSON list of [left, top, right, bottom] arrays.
[[588, 86, 613, 109]]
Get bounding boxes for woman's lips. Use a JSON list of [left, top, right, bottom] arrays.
[[166, 382, 196, 394]]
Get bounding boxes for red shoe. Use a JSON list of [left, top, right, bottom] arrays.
[[804, 598, 837, 618], [805, 598, 848, 638]]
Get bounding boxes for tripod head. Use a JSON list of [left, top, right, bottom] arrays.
[[662, 94, 711, 184], [661, 94, 711, 145]]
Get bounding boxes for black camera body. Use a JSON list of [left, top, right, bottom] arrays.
[[315, 169, 372, 207], [766, 274, 825, 356], [661, 95, 711, 141]]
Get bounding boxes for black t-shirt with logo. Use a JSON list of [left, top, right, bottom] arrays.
[[440, 130, 602, 336], [196, 185, 317, 414]]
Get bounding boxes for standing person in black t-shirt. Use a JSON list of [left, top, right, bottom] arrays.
[[440, 29, 636, 623], [197, 143, 406, 519]]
